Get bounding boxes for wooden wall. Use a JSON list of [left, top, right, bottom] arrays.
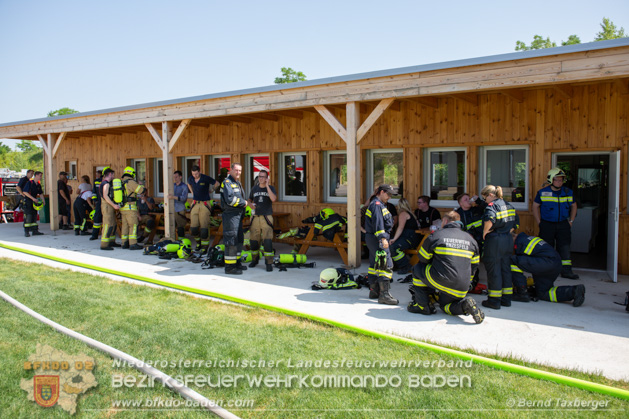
[[53, 81, 629, 272]]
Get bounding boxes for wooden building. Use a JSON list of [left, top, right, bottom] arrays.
[[1, 39, 628, 280]]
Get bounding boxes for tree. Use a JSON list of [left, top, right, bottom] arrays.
[[562, 35, 581, 46], [515, 35, 557, 51], [0, 142, 11, 155], [47, 107, 79, 117], [274, 67, 307, 84], [595, 17, 627, 41]]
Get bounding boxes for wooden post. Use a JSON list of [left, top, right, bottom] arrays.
[[162, 122, 175, 239], [46, 134, 59, 231], [346, 102, 361, 268]]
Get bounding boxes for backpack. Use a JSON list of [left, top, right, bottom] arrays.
[[109, 178, 127, 204]]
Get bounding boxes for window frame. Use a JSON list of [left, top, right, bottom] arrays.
[[366, 148, 403, 205], [180, 155, 201, 181], [206, 154, 231, 199], [323, 150, 348, 203], [278, 152, 307, 202], [423, 147, 467, 209], [131, 158, 146, 186], [68, 161, 77, 181], [153, 158, 164, 197], [245, 153, 270, 193], [479, 145, 529, 211]]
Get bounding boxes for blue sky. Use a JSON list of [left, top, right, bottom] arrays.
[[0, 0, 627, 147]]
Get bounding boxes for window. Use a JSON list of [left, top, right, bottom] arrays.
[[246, 154, 270, 191], [132, 159, 146, 185], [479, 146, 528, 210], [366, 149, 403, 203], [68, 161, 77, 180], [181, 156, 201, 180], [154, 158, 164, 197], [279, 152, 307, 201], [206, 155, 231, 198], [424, 148, 466, 207], [324, 151, 348, 202]]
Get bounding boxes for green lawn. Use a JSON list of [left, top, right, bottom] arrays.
[[0, 258, 627, 418]]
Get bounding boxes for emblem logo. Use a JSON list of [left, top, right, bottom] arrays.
[[34, 375, 59, 408]]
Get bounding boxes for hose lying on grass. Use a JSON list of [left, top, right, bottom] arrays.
[[0, 289, 240, 419], [1, 241, 628, 401]]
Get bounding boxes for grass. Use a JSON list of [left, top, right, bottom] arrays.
[[0, 257, 627, 418]]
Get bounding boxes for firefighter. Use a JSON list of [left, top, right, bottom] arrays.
[[167, 170, 189, 239], [481, 185, 519, 310], [247, 169, 276, 272], [533, 168, 579, 279], [73, 188, 94, 235], [21, 171, 44, 237], [15, 169, 33, 209], [118, 166, 145, 250], [188, 165, 218, 252], [510, 232, 585, 307], [100, 168, 119, 250], [136, 191, 156, 245], [221, 163, 247, 275], [455, 193, 486, 290], [364, 184, 397, 305], [408, 211, 484, 324], [89, 168, 107, 241]]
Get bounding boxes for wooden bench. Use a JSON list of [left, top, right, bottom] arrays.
[[210, 212, 291, 247], [275, 225, 349, 265], [402, 228, 430, 266]]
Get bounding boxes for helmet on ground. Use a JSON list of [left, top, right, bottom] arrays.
[[177, 246, 192, 259], [319, 208, 335, 220], [89, 210, 95, 220], [319, 268, 340, 287], [180, 238, 192, 249], [33, 200, 44, 211], [245, 206, 252, 217], [547, 167, 566, 183], [123, 166, 136, 178]]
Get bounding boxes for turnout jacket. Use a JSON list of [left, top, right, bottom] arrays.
[[220, 174, 247, 213], [365, 197, 394, 240], [483, 198, 519, 235], [455, 201, 486, 242], [514, 233, 561, 261], [313, 213, 347, 241], [417, 222, 480, 298], [534, 185, 574, 222]]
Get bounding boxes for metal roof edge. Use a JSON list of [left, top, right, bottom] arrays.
[[2, 38, 628, 129]]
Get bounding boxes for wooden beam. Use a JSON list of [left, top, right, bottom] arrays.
[[246, 113, 279, 122], [346, 102, 361, 268], [448, 93, 478, 106], [500, 89, 524, 103], [403, 96, 439, 109], [223, 115, 252, 124], [145, 123, 164, 151], [272, 110, 303, 119], [314, 105, 347, 142], [46, 133, 59, 232], [357, 98, 395, 143], [51, 132, 67, 157], [36, 134, 50, 156], [168, 119, 191, 153], [162, 122, 175, 239], [553, 84, 573, 99]]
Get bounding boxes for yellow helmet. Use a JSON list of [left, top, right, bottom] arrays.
[[319, 208, 335, 220], [33, 199, 44, 211], [547, 167, 566, 183], [123, 166, 136, 178]]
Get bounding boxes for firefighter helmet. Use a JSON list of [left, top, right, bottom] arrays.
[[177, 246, 192, 259], [319, 208, 335, 220], [185, 201, 191, 210], [245, 206, 252, 217], [89, 209, 95, 220], [319, 268, 340, 288], [32, 199, 44, 211], [547, 167, 566, 183], [180, 238, 192, 249], [123, 166, 136, 178]]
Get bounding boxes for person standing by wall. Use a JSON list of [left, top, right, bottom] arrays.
[[22, 171, 44, 237], [100, 168, 120, 251], [188, 165, 218, 252], [533, 168, 579, 279], [248, 169, 277, 272], [57, 171, 72, 230], [221, 163, 247, 275]]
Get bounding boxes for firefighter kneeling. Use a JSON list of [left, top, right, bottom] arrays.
[[408, 211, 485, 324], [510, 232, 585, 307]]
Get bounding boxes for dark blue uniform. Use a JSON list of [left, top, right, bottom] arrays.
[[534, 185, 576, 277], [482, 198, 519, 307], [188, 174, 217, 249], [220, 174, 247, 268], [365, 197, 394, 285], [390, 212, 420, 273], [456, 199, 486, 289], [510, 233, 581, 303], [22, 179, 43, 236], [90, 176, 104, 240]]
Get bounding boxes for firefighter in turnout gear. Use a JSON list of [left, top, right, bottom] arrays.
[[21, 171, 44, 237], [188, 165, 218, 252], [481, 185, 520, 310], [118, 166, 145, 250], [408, 211, 484, 324], [364, 184, 397, 305], [533, 167, 579, 279], [221, 163, 247, 275], [89, 168, 107, 241], [455, 193, 487, 290], [510, 232, 585, 307], [100, 168, 120, 250], [247, 170, 277, 272]]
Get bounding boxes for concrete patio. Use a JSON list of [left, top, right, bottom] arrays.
[[1, 222, 628, 382]]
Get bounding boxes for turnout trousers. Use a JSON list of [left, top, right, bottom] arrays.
[[483, 233, 513, 305]]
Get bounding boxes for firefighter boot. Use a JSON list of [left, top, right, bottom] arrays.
[[572, 284, 586, 307], [378, 280, 398, 305], [482, 298, 501, 310], [461, 297, 485, 324], [225, 265, 243, 275], [24, 227, 30, 237], [368, 277, 379, 299], [249, 257, 259, 268], [512, 285, 531, 303], [31, 227, 44, 236], [266, 263, 273, 272]]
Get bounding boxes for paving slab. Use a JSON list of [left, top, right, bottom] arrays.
[[1, 223, 628, 381]]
